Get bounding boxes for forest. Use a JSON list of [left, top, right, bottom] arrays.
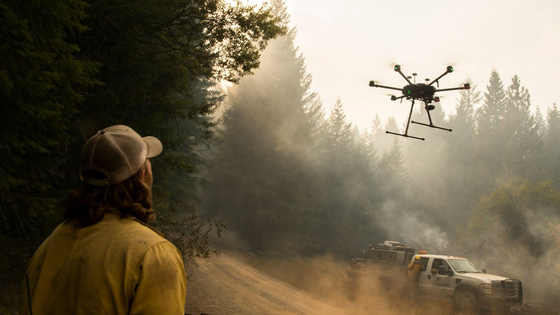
[[1, 0, 560, 313]]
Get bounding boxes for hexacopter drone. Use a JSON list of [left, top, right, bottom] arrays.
[[369, 64, 470, 141]]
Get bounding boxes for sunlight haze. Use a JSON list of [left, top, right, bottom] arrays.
[[247, 0, 560, 130]]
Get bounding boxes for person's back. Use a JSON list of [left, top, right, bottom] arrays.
[[21, 125, 186, 315]]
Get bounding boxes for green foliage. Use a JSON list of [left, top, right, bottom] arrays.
[[453, 179, 560, 300], [1, 0, 285, 311], [458, 179, 560, 255], [0, 0, 99, 237], [0, 0, 100, 311], [67, 0, 286, 263]]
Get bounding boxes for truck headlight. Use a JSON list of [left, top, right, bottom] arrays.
[[479, 283, 492, 295]]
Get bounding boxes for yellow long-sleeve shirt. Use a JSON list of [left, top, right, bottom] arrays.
[[21, 213, 186, 315], [407, 260, 425, 280]]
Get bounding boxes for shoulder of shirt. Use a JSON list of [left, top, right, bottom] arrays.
[[102, 213, 166, 238]]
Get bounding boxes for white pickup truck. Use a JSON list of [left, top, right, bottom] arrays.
[[413, 254, 523, 314], [347, 242, 523, 314]]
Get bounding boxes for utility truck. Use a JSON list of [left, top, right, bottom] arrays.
[[347, 241, 523, 314]]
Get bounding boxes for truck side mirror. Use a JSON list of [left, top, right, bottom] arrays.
[[438, 266, 445, 275], [482, 269, 487, 274]]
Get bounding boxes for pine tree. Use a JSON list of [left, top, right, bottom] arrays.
[[202, 1, 321, 254], [0, 0, 99, 238], [320, 99, 380, 257], [474, 69, 507, 192], [442, 78, 480, 224], [545, 104, 560, 187], [378, 118, 407, 201], [534, 106, 546, 137], [502, 75, 542, 181]]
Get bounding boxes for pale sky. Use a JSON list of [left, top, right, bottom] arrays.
[[249, 0, 560, 129]]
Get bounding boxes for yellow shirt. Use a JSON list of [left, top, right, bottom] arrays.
[[407, 261, 424, 279], [21, 213, 186, 315]]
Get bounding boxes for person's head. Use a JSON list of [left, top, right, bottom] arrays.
[[64, 125, 163, 227], [414, 256, 420, 262]]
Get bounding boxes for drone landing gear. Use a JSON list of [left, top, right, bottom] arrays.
[[386, 130, 425, 141], [411, 103, 452, 132], [386, 100, 426, 141], [385, 100, 452, 141]]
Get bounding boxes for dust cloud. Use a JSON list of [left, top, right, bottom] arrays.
[[245, 252, 453, 315]]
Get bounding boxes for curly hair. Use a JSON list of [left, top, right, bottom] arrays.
[[64, 163, 155, 227]]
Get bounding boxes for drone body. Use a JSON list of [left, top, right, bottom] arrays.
[[369, 64, 470, 140]]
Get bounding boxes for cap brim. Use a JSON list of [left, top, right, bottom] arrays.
[[143, 136, 163, 158]]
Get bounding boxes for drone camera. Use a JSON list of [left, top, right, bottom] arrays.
[[369, 81, 375, 87], [447, 66, 454, 73]]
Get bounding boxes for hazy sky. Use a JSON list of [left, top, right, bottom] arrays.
[[249, 0, 560, 130]]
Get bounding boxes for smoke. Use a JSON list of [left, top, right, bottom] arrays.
[[459, 211, 560, 305], [377, 199, 449, 254]]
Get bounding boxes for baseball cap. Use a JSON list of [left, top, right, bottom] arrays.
[[80, 125, 163, 186]]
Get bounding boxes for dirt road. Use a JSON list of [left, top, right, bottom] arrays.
[[184, 252, 351, 315], [184, 252, 553, 315]]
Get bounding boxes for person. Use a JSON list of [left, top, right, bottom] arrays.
[[21, 125, 186, 315], [432, 260, 441, 274], [407, 256, 425, 300], [407, 255, 425, 280]]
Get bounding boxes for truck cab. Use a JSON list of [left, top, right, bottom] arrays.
[[414, 254, 523, 313]]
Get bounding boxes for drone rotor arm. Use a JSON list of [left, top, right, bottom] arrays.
[[436, 84, 470, 92], [369, 82, 403, 91], [428, 66, 454, 86], [395, 68, 413, 85]]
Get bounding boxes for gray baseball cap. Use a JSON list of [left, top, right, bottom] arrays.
[[80, 125, 163, 186]]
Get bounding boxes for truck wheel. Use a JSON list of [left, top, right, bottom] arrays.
[[456, 291, 478, 314]]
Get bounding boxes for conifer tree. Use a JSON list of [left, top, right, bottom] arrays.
[[502, 75, 542, 181], [534, 106, 546, 137], [202, 0, 322, 254], [320, 99, 380, 257], [0, 0, 99, 238], [377, 118, 407, 200], [474, 69, 507, 192], [545, 104, 560, 187], [443, 78, 480, 223]]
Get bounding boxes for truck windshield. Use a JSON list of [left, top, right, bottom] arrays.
[[448, 259, 481, 273]]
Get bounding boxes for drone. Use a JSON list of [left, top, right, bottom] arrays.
[[369, 64, 470, 141]]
